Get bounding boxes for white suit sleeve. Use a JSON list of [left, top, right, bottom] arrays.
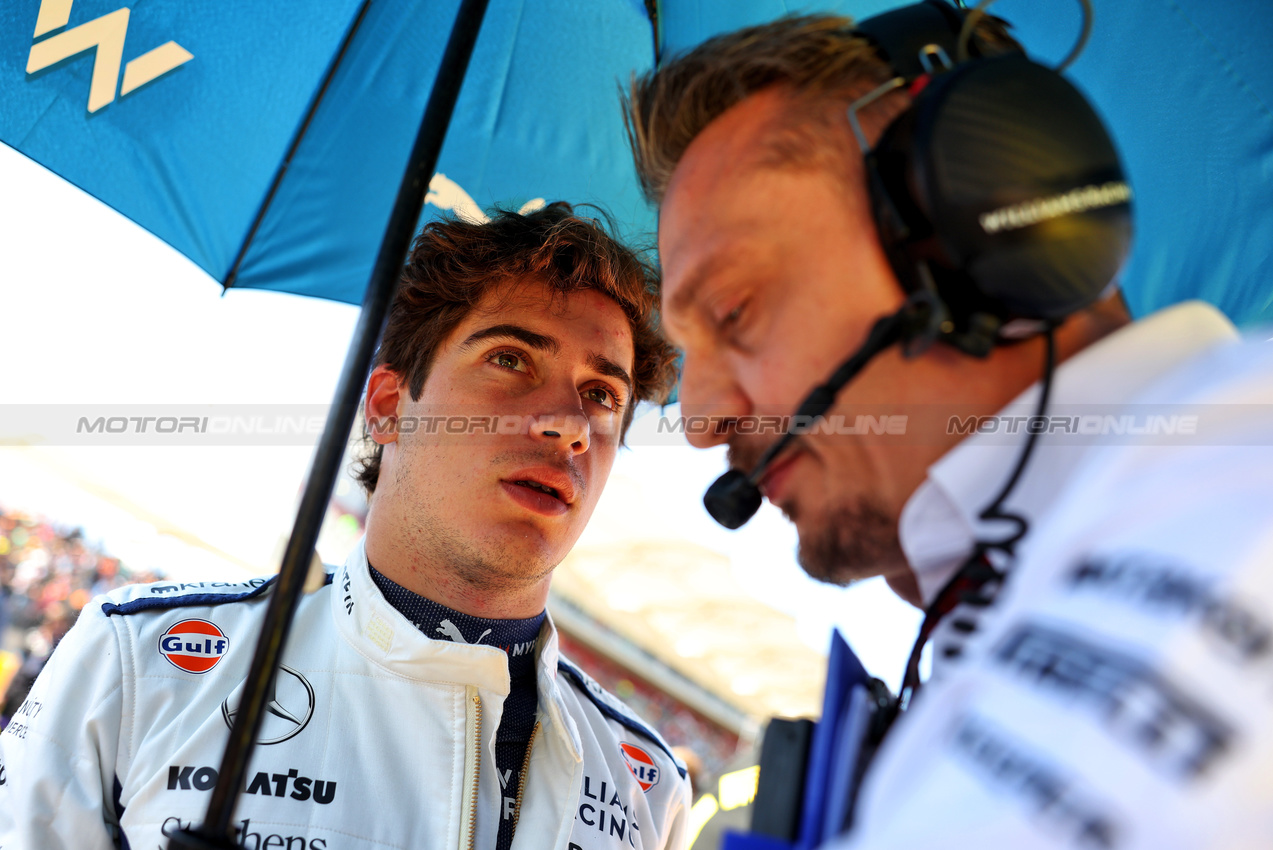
[[835, 435, 1273, 850], [0, 597, 126, 850], [661, 769, 694, 850]]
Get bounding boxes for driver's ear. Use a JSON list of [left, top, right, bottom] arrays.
[[365, 365, 405, 445]]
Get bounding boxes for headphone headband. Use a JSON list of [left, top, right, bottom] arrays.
[[855, 0, 977, 78]]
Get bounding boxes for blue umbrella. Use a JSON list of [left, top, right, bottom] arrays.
[[2, 1, 1269, 845], [3, 1, 1269, 323], [1, 0, 655, 302]]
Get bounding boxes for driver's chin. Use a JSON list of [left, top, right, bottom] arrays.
[[793, 495, 904, 586], [496, 530, 565, 573]]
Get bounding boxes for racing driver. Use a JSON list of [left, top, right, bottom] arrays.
[[0, 203, 691, 850]]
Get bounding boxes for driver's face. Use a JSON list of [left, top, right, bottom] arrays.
[[658, 87, 944, 585]]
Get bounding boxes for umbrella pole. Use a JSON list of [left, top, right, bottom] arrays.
[[168, 0, 492, 846]]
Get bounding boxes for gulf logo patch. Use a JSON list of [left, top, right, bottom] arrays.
[[620, 742, 660, 792], [159, 619, 229, 674]]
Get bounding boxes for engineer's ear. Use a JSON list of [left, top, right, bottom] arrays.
[[365, 365, 405, 445]]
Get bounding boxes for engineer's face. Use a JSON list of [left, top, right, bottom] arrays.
[[373, 277, 634, 586], [659, 88, 952, 586]]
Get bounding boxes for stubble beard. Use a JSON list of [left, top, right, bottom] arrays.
[[412, 517, 555, 596], [728, 439, 906, 585], [391, 441, 567, 595], [790, 495, 907, 586]]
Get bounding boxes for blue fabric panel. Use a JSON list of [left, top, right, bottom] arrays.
[[1001, 0, 1273, 326], [659, 0, 891, 58], [233, 0, 460, 302], [0, 0, 364, 282], [429, 0, 654, 235], [239, 0, 658, 302]]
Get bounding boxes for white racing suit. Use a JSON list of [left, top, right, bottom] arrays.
[[0, 540, 691, 850]]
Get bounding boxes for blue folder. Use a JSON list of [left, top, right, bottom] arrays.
[[723, 629, 878, 850]]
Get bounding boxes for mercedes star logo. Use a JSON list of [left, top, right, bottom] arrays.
[[221, 665, 315, 745]]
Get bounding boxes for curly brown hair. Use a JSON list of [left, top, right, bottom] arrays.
[[354, 202, 679, 495], [624, 13, 1018, 207]]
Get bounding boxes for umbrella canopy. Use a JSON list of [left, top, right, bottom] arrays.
[[2, 0, 1270, 324], [0, 0, 653, 302]]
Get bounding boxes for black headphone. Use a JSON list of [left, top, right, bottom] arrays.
[[703, 0, 1134, 529], [857, 0, 1132, 356]]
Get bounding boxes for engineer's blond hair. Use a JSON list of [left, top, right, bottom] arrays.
[[624, 13, 1018, 206]]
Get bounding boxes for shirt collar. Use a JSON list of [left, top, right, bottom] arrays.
[[332, 537, 563, 694], [898, 301, 1239, 605], [367, 563, 546, 678]]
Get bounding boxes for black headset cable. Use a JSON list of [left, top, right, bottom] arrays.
[[898, 324, 1057, 710]]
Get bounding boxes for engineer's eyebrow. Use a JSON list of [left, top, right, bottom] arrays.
[[460, 324, 560, 354], [589, 353, 633, 395], [668, 250, 744, 318]]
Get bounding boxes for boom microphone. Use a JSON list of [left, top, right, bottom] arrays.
[[704, 298, 935, 529]]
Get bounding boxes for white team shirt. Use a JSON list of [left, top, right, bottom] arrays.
[[838, 302, 1273, 850]]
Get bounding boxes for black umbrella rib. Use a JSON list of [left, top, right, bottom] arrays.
[[645, 0, 661, 66], [221, 0, 373, 292], [169, 0, 493, 847]]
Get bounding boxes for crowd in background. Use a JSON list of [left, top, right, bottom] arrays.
[[0, 506, 163, 727]]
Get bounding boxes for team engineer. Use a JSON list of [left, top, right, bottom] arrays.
[[627, 7, 1273, 849], [0, 204, 691, 850]]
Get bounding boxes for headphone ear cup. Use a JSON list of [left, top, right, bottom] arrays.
[[867, 93, 1019, 334], [917, 55, 1133, 319], [869, 55, 1133, 324]]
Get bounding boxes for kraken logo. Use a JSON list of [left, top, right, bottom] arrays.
[[25, 0, 193, 113], [426, 173, 546, 224]]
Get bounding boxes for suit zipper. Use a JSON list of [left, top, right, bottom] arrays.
[[511, 721, 541, 830], [460, 686, 482, 850]]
